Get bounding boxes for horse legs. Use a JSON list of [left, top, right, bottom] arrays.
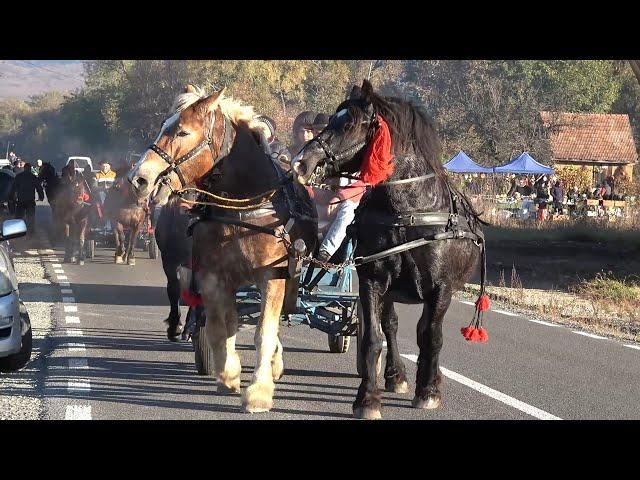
[[63, 223, 73, 263], [200, 273, 241, 393], [77, 218, 88, 265], [412, 284, 452, 410], [162, 259, 183, 341], [353, 279, 387, 419], [381, 298, 409, 394], [126, 223, 140, 265], [243, 276, 286, 413], [114, 222, 125, 264]]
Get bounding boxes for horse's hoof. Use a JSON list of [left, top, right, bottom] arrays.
[[167, 334, 181, 342], [77, 259, 84, 266], [385, 379, 410, 394], [272, 357, 284, 381], [243, 383, 274, 413], [353, 407, 382, 420], [128, 258, 136, 266], [217, 381, 241, 395], [412, 394, 441, 410], [115, 256, 123, 264]]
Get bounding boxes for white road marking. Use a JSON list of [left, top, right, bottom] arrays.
[[400, 354, 562, 420], [44, 249, 54, 253], [52, 263, 62, 268], [57, 275, 68, 280], [69, 358, 88, 369], [67, 329, 83, 337], [67, 343, 86, 352], [64, 305, 78, 313], [68, 380, 91, 392], [62, 297, 76, 303], [492, 309, 519, 317], [572, 331, 607, 340], [65, 405, 92, 420], [460, 300, 475, 306], [527, 319, 560, 327], [61, 289, 73, 294], [60, 282, 71, 287], [623, 344, 640, 351], [54, 269, 65, 274], [65, 316, 80, 324]]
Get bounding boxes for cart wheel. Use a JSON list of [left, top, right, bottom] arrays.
[[328, 334, 350, 353], [148, 236, 158, 259], [85, 240, 95, 259], [192, 310, 214, 376], [356, 301, 382, 377]]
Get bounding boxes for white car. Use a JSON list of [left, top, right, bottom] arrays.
[[66, 156, 97, 174], [0, 219, 31, 372]]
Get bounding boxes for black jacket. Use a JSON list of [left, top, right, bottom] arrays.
[[11, 171, 45, 203]]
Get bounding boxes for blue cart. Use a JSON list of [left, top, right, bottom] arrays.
[[188, 241, 365, 376]]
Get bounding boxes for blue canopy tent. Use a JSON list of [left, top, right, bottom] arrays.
[[493, 152, 554, 175], [443, 150, 494, 173]]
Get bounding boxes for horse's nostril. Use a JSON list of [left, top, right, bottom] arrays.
[[294, 162, 307, 176], [134, 176, 148, 189]]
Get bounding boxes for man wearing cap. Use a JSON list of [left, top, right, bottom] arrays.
[[256, 115, 292, 171]]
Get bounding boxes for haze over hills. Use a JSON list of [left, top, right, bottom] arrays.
[[0, 60, 85, 99]]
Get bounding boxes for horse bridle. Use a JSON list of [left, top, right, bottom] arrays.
[[147, 107, 234, 190], [305, 110, 377, 185]]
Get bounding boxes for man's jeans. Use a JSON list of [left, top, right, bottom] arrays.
[[320, 200, 358, 257]]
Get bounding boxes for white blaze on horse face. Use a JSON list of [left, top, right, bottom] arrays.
[[336, 108, 348, 118]]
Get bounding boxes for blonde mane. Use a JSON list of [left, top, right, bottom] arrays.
[[170, 85, 271, 153]]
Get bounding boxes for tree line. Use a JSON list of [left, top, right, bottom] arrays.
[[1, 60, 638, 174]]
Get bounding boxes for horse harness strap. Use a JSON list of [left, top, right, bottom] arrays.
[[353, 229, 482, 266]]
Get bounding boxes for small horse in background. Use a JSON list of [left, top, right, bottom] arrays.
[[57, 164, 92, 265], [102, 178, 149, 265]]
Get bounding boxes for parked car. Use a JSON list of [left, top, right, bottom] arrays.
[[66, 156, 97, 175], [0, 219, 32, 372]]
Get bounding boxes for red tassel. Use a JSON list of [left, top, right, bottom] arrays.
[[360, 115, 394, 185], [461, 326, 475, 340], [180, 289, 202, 307], [476, 294, 491, 312], [96, 203, 103, 218], [477, 327, 489, 343]]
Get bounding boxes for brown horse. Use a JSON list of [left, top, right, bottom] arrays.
[[57, 164, 92, 265], [102, 179, 149, 265], [128, 85, 316, 413]]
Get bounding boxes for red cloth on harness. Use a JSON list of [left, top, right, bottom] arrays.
[[360, 115, 394, 186], [77, 192, 89, 202]]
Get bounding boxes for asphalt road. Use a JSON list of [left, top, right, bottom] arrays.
[[14, 206, 640, 420]]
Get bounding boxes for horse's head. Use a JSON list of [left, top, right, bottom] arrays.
[[292, 80, 378, 186], [128, 84, 231, 206]]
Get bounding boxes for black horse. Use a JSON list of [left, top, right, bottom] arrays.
[[292, 80, 488, 419], [154, 193, 194, 341], [38, 162, 62, 239]]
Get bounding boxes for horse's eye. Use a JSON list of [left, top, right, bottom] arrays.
[[177, 131, 189, 137]]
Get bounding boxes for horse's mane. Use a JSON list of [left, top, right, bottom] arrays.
[[367, 91, 488, 227], [170, 86, 271, 153]]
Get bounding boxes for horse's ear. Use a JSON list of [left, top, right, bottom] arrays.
[[184, 84, 198, 94], [200, 88, 226, 113], [361, 79, 374, 100]]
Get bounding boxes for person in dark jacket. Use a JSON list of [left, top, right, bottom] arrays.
[[551, 180, 565, 213], [11, 162, 44, 231]]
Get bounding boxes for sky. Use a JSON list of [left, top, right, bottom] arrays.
[[0, 60, 85, 99]]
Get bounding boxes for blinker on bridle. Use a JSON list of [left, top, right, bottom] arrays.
[[306, 109, 377, 183], [148, 107, 233, 189]]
